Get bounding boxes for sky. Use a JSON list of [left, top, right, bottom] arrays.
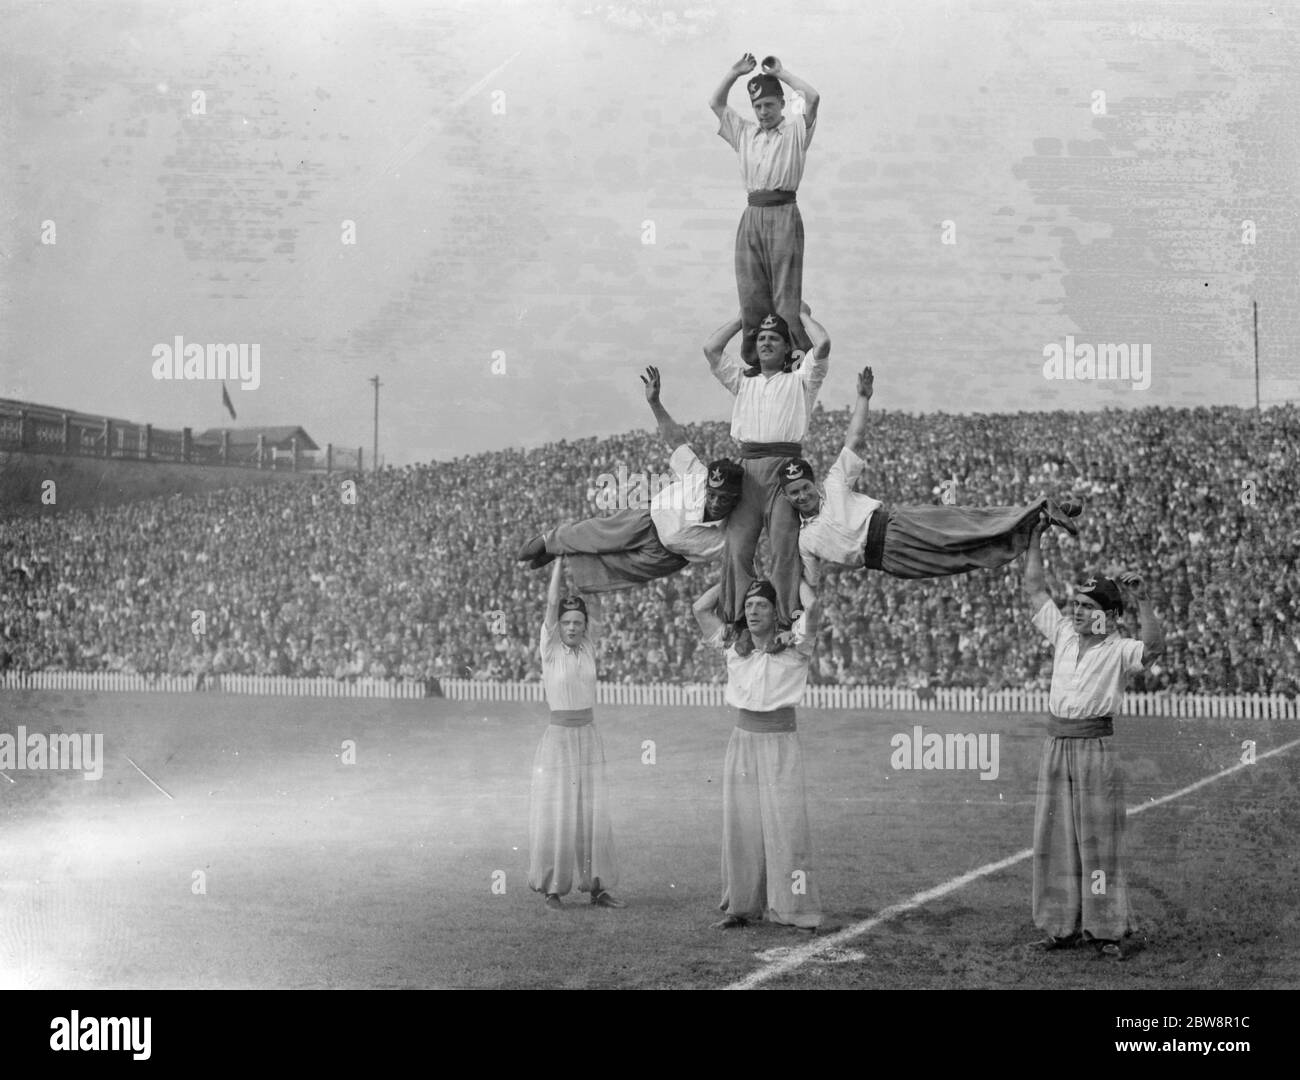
[[2, 0, 1297, 464]]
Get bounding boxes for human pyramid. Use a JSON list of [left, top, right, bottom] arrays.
[[512, 54, 1164, 957]]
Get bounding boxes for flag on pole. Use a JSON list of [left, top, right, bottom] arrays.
[[221, 381, 237, 420]]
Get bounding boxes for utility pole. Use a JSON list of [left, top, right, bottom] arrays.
[[369, 375, 381, 471], [1253, 300, 1259, 414]]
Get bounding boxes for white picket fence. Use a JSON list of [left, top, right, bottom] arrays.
[[438, 679, 1298, 719], [0, 670, 1295, 718]]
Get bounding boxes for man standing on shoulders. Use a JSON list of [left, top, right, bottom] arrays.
[[705, 304, 830, 630], [710, 53, 820, 365]]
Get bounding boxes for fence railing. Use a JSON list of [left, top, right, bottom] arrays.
[[1, 670, 1296, 718], [0, 399, 362, 473]]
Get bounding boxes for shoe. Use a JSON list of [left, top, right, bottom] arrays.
[[711, 914, 749, 930], [1043, 499, 1080, 537], [1028, 932, 1080, 951], [1097, 940, 1128, 962], [591, 890, 626, 908], [517, 534, 547, 562], [545, 894, 563, 910]]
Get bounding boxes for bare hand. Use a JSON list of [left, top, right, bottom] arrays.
[[858, 366, 874, 399], [730, 53, 757, 77], [1030, 510, 1049, 542], [640, 365, 661, 404], [1118, 570, 1146, 600]]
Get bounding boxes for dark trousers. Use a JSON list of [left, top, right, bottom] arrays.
[[735, 202, 811, 365], [546, 510, 688, 593], [721, 457, 801, 625]]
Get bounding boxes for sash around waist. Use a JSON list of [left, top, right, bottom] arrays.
[[737, 706, 797, 733], [738, 441, 802, 460], [550, 708, 595, 727], [747, 189, 797, 207], [1048, 713, 1114, 738], [862, 505, 890, 570]]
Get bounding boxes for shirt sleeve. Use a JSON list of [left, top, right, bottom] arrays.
[[708, 348, 744, 396], [1120, 637, 1148, 675], [796, 344, 830, 411], [717, 105, 748, 152], [669, 444, 705, 482], [829, 446, 865, 491], [1031, 598, 1066, 645], [798, 102, 816, 147]]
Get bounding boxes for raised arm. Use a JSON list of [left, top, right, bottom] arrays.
[[844, 366, 874, 459], [641, 366, 688, 451], [710, 53, 757, 120], [693, 581, 726, 643], [580, 587, 603, 651], [704, 315, 743, 368], [703, 314, 745, 393], [544, 558, 563, 630], [766, 58, 820, 127], [793, 588, 821, 657], [800, 302, 831, 363], [1022, 514, 1052, 616], [1120, 572, 1165, 665]]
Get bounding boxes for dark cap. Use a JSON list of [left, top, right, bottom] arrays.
[[559, 596, 588, 619], [1074, 576, 1124, 614], [747, 74, 783, 102], [705, 459, 744, 497], [778, 458, 815, 488], [756, 312, 793, 344], [743, 579, 778, 607]]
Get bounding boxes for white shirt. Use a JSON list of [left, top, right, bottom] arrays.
[[799, 446, 884, 584], [1033, 600, 1147, 719], [705, 620, 814, 711], [709, 349, 829, 443], [649, 444, 727, 562], [539, 620, 597, 711], [717, 106, 816, 192]]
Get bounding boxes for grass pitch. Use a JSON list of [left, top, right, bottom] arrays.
[[1, 690, 1297, 989]]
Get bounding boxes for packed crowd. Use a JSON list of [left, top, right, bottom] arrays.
[[1, 402, 1297, 695]]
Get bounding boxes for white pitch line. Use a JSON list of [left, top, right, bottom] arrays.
[[727, 734, 1300, 990], [124, 756, 174, 801], [0, 771, 12, 783]]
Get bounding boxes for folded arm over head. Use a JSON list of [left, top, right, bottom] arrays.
[[710, 53, 757, 120]]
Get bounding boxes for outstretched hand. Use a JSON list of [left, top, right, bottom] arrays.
[[640, 365, 662, 404], [858, 366, 874, 399]]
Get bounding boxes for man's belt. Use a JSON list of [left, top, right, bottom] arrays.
[[549, 708, 595, 727], [1048, 713, 1114, 738], [737, 441, 801, 460], [747, 189, 797, 207], [737, 706, 797, 733], [862, 506, 890, 570]]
